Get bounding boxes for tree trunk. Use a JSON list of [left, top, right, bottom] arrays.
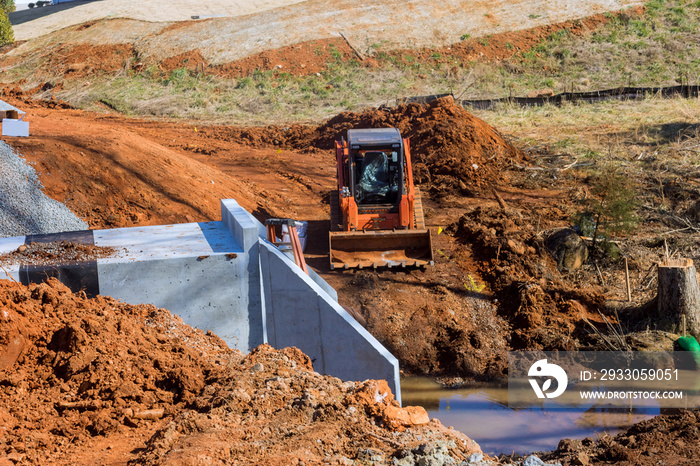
[[657, 258, 700, 338]]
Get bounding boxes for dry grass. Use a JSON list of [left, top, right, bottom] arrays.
[[476, 94, 700, 260], [475, 94, 700, 159]]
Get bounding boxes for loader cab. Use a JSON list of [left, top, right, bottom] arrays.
[[346, 128, 404, 208]]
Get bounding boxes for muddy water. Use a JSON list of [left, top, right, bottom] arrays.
[[401, 377, 658, 455]]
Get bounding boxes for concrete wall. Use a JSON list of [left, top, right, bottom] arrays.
[[259, 241, 400, 402], [220, 199, 399, 401], [0, 199, 401, 401], [96, 220, 268, 353]]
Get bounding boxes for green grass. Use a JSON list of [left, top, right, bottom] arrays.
[[62, 63, 440, 124], [458, 0, 700, 98]]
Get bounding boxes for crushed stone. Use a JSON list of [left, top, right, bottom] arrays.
[[0, 141, 87, 238]]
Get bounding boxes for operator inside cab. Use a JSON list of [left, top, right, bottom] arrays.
[[354, 150, 400, 205]]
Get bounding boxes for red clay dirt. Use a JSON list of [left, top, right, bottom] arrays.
[[2, 9, 643, 82], [0, 242, 121, 266], [1, 4, 695, 464], [0, 278, 481, 465], [0, 62, 695, 466], [0, 87, 625, 394], [541, 410, 700, 465], [383, 8, 645, 69], [0, 90, 608, 383]]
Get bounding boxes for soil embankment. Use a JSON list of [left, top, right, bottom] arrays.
[[9, 0, 644, 54], [5, 4, 645, 83], [0, 278, 481, 464], [2, 1, 699, 462]]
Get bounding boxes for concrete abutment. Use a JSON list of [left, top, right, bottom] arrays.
[[0, 199, 401, 402]]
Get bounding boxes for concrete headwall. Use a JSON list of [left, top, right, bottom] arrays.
[[260, 241, 400, 400], [221, 199, 399, 402], [0, 198, 401, 401]]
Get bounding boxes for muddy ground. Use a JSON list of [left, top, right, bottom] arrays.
[[2, 2, 700, 463], [0, 90, 613, 382], [1, 89, 699, 464]]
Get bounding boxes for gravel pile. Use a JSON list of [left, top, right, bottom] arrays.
[[0, 141, 88, 237]]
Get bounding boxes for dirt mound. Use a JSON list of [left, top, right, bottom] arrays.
[[455, 204, 609, 350], [542, 409, 700, 465], [0, 277, 231, 464], [222, 96, 526, 194], [364, 278, 510, 380], [135, 346, 481, 465], [0, 242, 121, 266], [311, 96, 526, 193], [0, 94, 264, 229], [0, 278, 482, 465]]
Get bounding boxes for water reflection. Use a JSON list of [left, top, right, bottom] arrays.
[[401, 377, 657, 455]]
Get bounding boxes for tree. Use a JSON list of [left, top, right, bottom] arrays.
[[0, 0, 14, 14], [576, 165, 638, 247], [0, 0, 13, 47], [0, 9, 12, 46], [0, 10, 15, 45]]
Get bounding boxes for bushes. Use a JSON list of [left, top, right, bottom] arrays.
[[0, 0, 15, 13], [574, 165, 639, 246]]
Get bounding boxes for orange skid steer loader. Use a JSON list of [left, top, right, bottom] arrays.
[[329, 128, 434, 269]]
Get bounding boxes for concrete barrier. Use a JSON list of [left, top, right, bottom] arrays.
[[0, 199, 401, 401]]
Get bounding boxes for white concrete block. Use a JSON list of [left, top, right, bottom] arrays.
[[2, 119, 29, 137]]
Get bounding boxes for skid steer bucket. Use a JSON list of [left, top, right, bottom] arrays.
[[329, 229, 434, 270]]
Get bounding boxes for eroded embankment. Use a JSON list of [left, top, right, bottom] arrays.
[[3, 5, 645, 83]]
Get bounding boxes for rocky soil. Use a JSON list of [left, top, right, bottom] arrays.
[[541, 410, 700, 465], [2, 86, 697, 464]]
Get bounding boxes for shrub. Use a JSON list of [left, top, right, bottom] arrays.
[[576, 166, 639, 245]]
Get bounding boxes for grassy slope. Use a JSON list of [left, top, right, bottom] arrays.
[[466, 0, 700, 97], [29, 0, 696, 124]]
